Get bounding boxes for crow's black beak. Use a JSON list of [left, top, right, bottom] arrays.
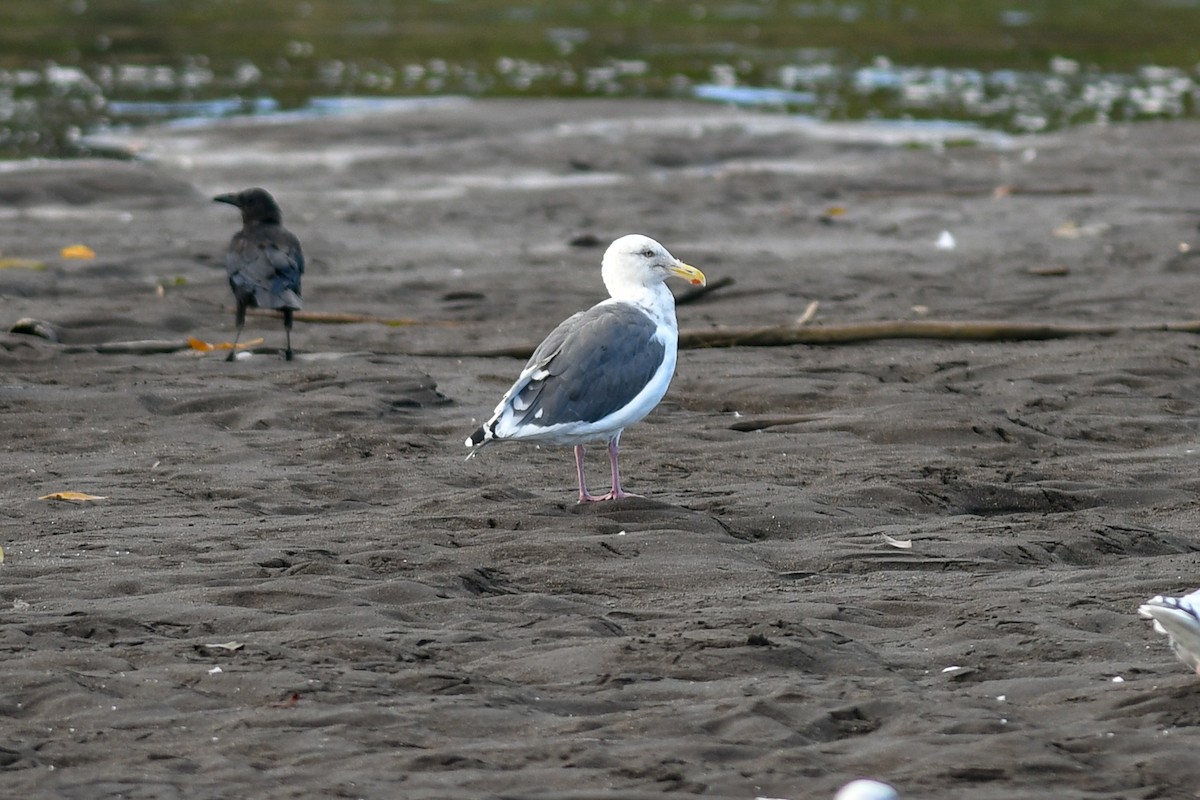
[[213, 192, 240, 207]]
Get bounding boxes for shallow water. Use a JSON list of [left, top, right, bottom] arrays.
[[2, 0, 1199, 159]]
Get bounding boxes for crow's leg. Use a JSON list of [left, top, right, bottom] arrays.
[[226, 302, 247, 362], [282, 308, 295, 361]]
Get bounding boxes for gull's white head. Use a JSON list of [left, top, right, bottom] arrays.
[[600, 233, 705, 301]]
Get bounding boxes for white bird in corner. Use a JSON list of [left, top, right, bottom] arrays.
[[466, 234, 705, 503], [1139, 587, 1200, 675]]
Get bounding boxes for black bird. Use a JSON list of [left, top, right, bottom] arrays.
[[213, 188, 304, 361]]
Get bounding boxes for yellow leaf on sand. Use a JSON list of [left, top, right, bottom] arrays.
[[38, 491, 107, 502], [60, 244, 97, 259], [187, 336, 215, 352], [188, 336, 264, 352]]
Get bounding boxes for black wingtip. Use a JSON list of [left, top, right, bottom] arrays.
[[464, 427, 491, 462]]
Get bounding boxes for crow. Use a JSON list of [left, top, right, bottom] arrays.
[[213, 188, 304, 361]]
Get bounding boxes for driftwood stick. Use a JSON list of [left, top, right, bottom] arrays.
[[193, 298, 455, 327], [1003, 185, 1095, 196], [40, 318, 1200, 358], [239, 308, 446, 327], [858, 184, 1094, 199], [683, 318, 1200, 347], [63, 339, 352, 356], [429, 318, 1200, 359], [70, 339, 192, 354], [678, 319, 1126, 348], [1150, 320, 1200, 333]]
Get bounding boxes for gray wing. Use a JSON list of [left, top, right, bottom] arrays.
[[226, 226, 304, 310], [511, 303, 666, 428]]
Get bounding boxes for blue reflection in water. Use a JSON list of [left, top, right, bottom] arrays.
[[692, 84, 818, 106], [106, 97, 280, 118]]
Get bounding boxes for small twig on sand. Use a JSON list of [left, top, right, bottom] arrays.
[[676, 276, 735, 306]]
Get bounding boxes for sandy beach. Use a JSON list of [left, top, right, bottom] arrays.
[[3, 98, 1200, 799]]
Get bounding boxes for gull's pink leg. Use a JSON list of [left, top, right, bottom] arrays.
[[600, 435, 642, 501], [574, 445, 605, 503]]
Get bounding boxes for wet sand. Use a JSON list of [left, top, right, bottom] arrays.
[[3, 99, 1200, 799]]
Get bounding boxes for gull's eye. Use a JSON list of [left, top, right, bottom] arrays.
[[641, 249, 654, 258]]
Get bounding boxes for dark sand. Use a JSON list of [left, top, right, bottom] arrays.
[[3, 99, 1200, 799]]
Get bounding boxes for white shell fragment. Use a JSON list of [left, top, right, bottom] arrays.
[[835, 779, 899, 800], [1139, 588, 1200, 675]]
